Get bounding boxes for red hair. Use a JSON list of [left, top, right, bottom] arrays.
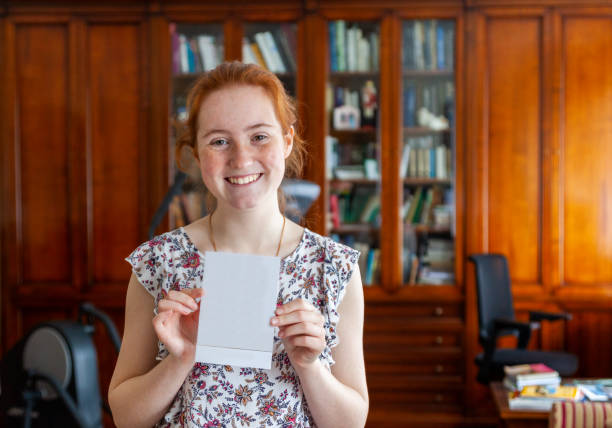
[[175, 61, 306, 179]]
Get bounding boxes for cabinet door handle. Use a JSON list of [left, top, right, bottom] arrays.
[[435, 336, 443, 345], [434, 307, 444, 316]]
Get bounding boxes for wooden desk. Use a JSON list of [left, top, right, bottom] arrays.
[[491, 382, 549, 428]]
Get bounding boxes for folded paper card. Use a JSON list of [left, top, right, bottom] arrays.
[[196, 251, 280, 369]]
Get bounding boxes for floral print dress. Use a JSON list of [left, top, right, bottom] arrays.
[[125, 227, 359, 427]]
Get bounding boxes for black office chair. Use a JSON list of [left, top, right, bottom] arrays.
[[468, 254, 578, 384]]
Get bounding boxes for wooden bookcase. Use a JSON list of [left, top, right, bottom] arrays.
[[2, 1, 612, 427]]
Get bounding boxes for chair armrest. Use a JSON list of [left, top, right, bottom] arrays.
[[492, 318, 540, 349], [529, 310, 572, 322]]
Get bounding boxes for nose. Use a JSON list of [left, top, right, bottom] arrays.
[[229, 141, 254, 170]]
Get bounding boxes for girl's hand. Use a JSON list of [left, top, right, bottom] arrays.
[[272, 299, 326, 369], [152, 288, 205, 362]]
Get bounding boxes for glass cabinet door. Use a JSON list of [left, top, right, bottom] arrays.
[[242, 22, 298, 97], [169, 23, 225, 228], [326, 20, 381, 286], [401, 19, 455, 286]]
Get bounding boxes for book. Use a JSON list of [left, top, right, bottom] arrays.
[[400, 143, 412, 179], [250, 42, 267, 68], [329, 194, 341, 229], [242, 38, 258, 65], [170, 24, 180, 75], [254, 32, 275, 71], [504, 363, 561, 391], [508, 385, 583, 411]]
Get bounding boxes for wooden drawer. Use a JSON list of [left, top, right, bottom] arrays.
[[369, 389, 464, 413], [365, 331, 461, 347], [366, 361, 463, 376], [365, 302, 463, 319]]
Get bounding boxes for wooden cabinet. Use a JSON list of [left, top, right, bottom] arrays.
[[464, 1, 612, 414], [2, 1, 612, 427], [0, 4, 161, 427]]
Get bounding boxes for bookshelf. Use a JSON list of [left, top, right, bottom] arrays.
[[401, 19, 456, 287], [326, 20, 382, 286]]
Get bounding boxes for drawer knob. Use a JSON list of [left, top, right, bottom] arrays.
[[435, 364, 444, 373], [434, 394, 443, 402], [434, 307, 444, 316], [435, 336, 443, 345]]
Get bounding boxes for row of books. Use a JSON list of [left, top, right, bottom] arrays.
[[329, 21, 380, 72], [403, 240, 455, 286], [504, 364, 580, 411], [329, 188, 380, 227], [171, 27, 223, 74], [402, 186, 453, 229], [326, 137, 378, 180], [403, 20, 455, 71], [401, 138, 451, 180], [242, 27, 297, 73], [403, 81, 454, 126]]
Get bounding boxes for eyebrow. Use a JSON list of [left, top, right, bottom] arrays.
[[200, 122, 274, 139]]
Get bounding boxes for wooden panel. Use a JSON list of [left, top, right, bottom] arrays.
[[88, 22, 142, 284], [563, 17, 612, 285], [566, 310, 612, 377], [486, 17, 541, 284], [16, 24, 71, 283]]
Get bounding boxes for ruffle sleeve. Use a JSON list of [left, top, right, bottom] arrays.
[[125, 234, 171, 360], [320, 238, 360, 367]]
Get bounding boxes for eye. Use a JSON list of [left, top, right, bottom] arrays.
[[252, 134, 268, 143], [210, 138, 229, 147]]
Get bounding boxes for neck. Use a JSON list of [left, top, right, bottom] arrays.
[[210, 202, 286, 256]]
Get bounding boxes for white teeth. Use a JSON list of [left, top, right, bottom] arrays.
[[227, 174, 260, 185]]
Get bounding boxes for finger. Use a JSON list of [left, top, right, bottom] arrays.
[[272, 310, 324, 327], [276, 298, 314, 314], [158, 299, 195, 316], [152, 309, 177, 331], [168, 289, 200, 311], [287, 335, 325, 350], [278, 322, 325, 339], [183, 287, 205, 299]]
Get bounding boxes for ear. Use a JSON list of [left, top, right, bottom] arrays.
[[283, 126, 294, 159]]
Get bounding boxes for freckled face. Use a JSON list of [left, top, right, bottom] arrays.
[[195, 85, 293, 211]]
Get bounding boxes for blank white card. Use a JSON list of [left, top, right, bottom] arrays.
[[195, 251, 280, 369]]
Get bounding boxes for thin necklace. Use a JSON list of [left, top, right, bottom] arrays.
[[208, 211, 286, 257]]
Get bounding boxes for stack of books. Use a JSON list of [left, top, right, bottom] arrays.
[[503, 364, 582, 411], [503, 363, 561, 391]]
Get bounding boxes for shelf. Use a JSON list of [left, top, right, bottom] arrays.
[[330, 178, 379, 185], [403, 178, 451, 186], [330, 128, 377, 137], [330, 71, 379, 80], [406, 224, 452, 235], [403, 70, 454, 78], [404, 127, 450, 136], [330, 224, 378, 234]]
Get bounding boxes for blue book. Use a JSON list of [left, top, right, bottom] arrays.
[[437, 25, 445, 69], [186, 39, 196, 73], [430, 147, 436, 178], [329, 22, 337, 72], [365, 249, 375, 284], [404, 85, 416, 126]]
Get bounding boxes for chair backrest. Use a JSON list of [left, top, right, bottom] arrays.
[[468, 254, 516, 344]]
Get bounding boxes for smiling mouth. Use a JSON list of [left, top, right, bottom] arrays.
[[225, 173, 263, 185]]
